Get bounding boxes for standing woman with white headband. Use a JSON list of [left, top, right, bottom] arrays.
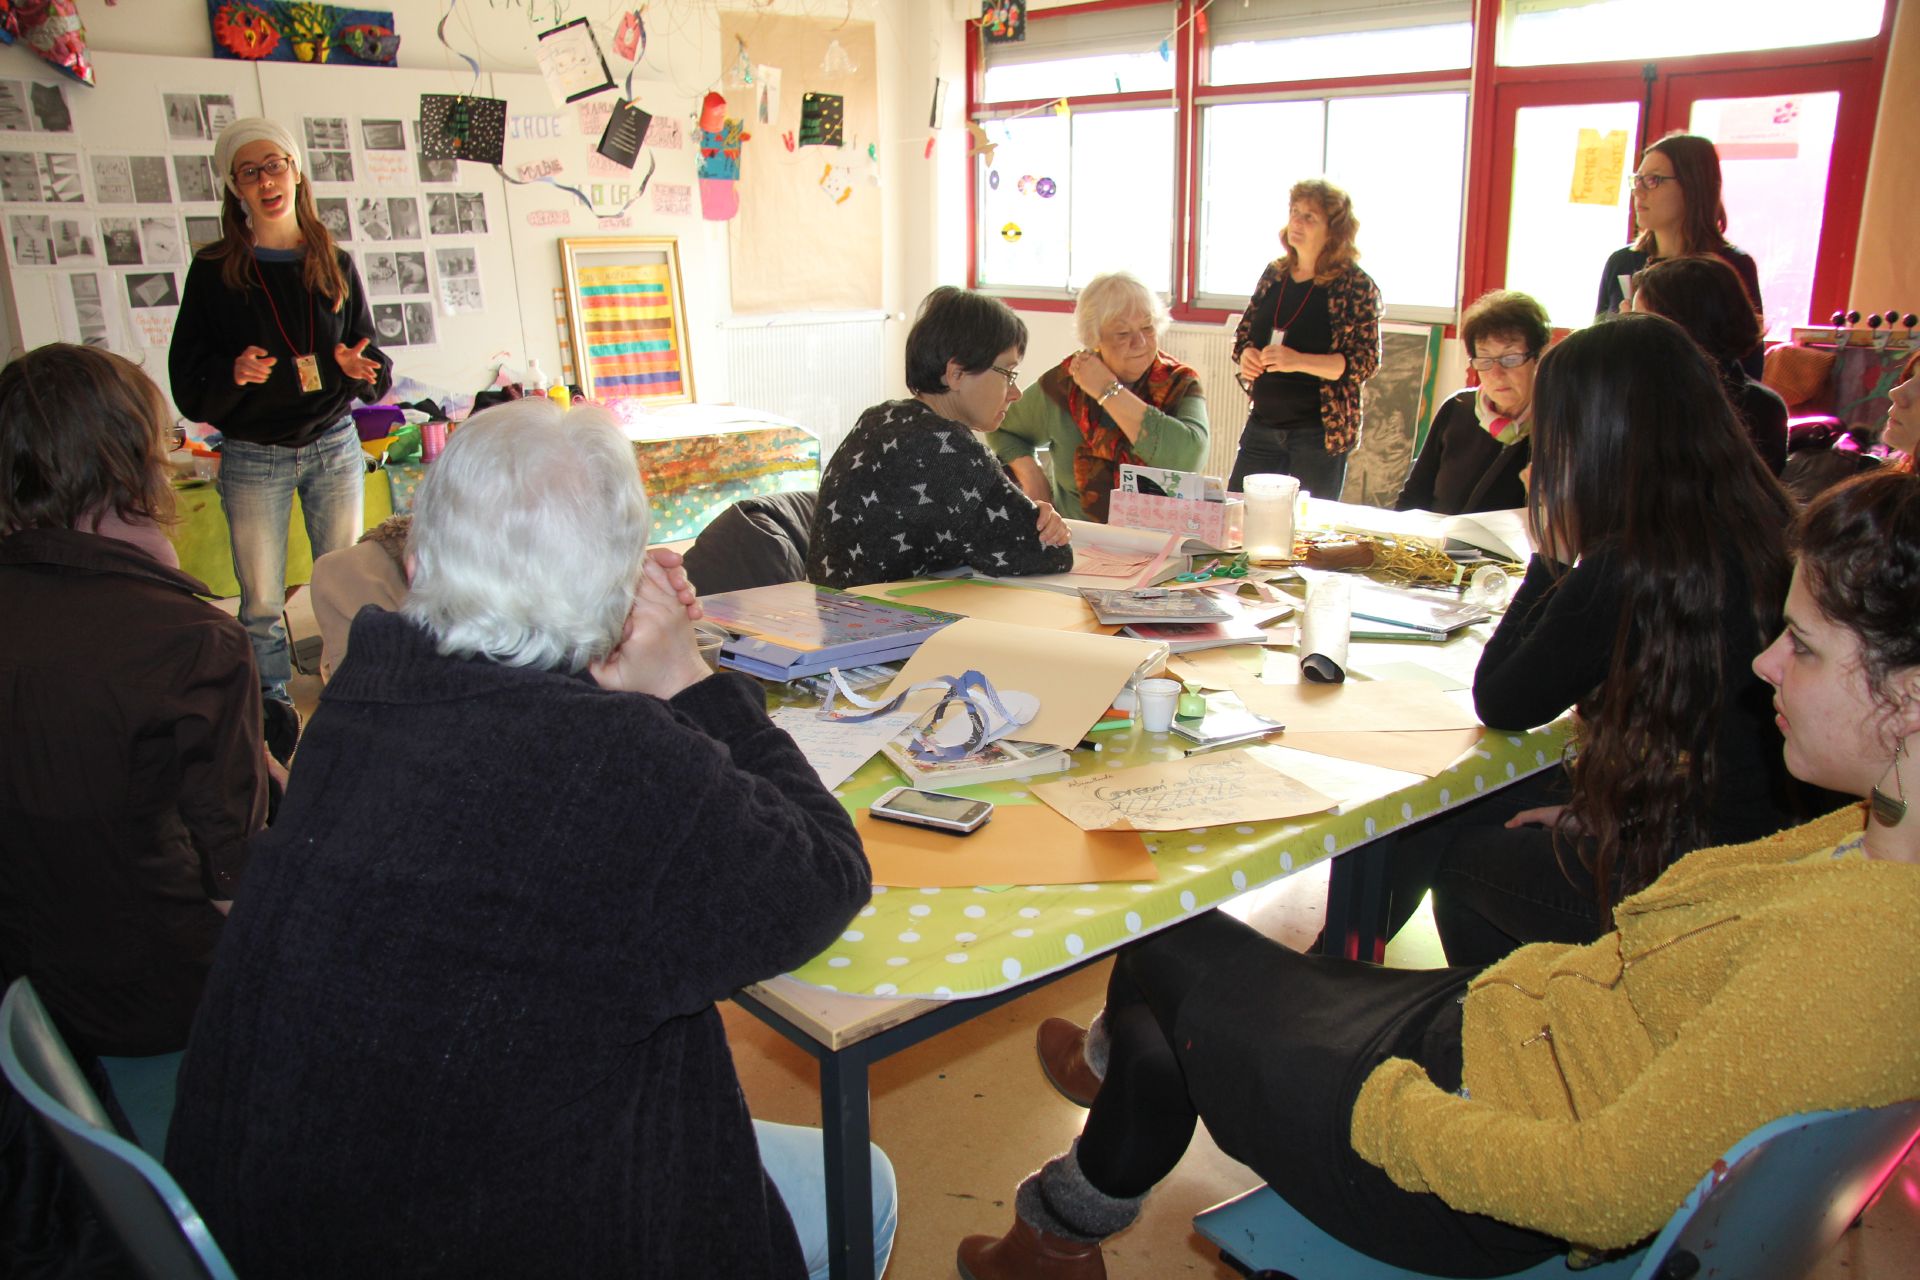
[[171, 117, 391, 725]]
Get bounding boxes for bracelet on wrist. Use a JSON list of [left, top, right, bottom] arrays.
[[1097, 380, 1124, 405]]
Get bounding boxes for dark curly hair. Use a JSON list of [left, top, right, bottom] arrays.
[[1794, 470, 1920, 703], [1529, 313, 1793, 910], [0, 343, 176, 536]]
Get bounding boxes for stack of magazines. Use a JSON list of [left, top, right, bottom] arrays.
[[881, 707, 1072, 788], [697, 582, 960, 681]]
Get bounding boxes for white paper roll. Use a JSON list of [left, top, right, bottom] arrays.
[[1298, 575, 1351, 684]]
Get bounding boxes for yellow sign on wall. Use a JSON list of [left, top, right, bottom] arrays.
[[1570, 127, 1630, 206]]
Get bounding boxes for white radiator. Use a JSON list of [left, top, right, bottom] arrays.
[[720, 312, 890, 465], [1159, 325, 1249, 482]]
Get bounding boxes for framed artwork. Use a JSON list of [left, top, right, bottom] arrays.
[[559, 236, 694, 404]]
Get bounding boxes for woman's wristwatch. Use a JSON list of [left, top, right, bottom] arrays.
[[1097, 379, 1125, 405]]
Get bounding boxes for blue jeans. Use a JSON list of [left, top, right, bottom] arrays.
[[217, 419, 364, 701], [1229, 419, 1350, 503], [756, 1119, 898, 1280]]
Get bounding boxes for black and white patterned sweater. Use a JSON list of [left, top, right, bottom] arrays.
[[804, 399, 1075, 588]]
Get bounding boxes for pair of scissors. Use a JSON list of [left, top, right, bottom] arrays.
[[1175, 553, 1250, 583]]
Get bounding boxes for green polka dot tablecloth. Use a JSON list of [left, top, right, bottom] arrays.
[[786, 713, 1573, 1001]]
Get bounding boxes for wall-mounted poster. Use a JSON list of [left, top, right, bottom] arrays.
[[559, 236, 692, 404]]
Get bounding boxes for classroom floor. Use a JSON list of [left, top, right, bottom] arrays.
[[278, 596, 1919, 1280]]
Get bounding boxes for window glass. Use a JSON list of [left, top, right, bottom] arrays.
[[1325, 92, 1468, 312], [1501, 0, 1882, 66], [983, 51, 1174, 102], [1196, 101, 1326, 298], [980, 2, 1176, 102], [1209, 23, 1471, 85], [1502, 100, 1641, 328], [1689, 92, 1840, 341], [975, 108, 1176, 293]]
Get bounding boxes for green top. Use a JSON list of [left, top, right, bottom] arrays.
[[989, 383, 1210, 521]]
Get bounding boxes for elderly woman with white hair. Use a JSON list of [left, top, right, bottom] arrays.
[[991, 271, 1208, 523], [165, 399, 896, 1280]]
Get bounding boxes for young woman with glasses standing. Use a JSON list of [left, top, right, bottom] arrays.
[[1596, 133, 1764, 376], [1395, 289, 1551, 515], [170, 117, 391, 721]]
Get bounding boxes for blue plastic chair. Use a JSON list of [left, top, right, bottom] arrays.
[[1195, 1101, 1920, 1280], [0, 978, 237, 1280]]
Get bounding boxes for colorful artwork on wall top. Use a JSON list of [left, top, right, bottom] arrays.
[[208, 2, 400, 65], [0, 0, 95, 85]]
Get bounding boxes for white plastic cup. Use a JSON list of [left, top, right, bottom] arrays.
[[1242, 473, 1300, 560], [1137, 677, 1180, 733]]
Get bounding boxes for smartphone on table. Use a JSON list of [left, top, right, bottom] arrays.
[[868, 786, 994, 835]]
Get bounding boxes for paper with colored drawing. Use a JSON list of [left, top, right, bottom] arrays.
[[857, 804, 1157, 887], [1030, 749, 1335, 832]]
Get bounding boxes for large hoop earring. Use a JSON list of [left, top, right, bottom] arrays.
[[1870, 738, 1910, 828]]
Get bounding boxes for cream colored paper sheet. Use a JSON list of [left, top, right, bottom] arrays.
[[847, 579, 1117, 635], [1231, 679, 1482, 734], [1275, 727, 1484, 778], [1168, 646, 1266, 690], [857, 805, 1158, 887], [1030, 748, 1336, 832], [883, 618, 1163, 749], [768, 705, 919, 791]]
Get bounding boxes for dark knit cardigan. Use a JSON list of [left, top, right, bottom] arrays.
[[166, 608, 869, 1279]]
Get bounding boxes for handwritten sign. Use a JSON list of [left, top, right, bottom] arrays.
[[1031, 749, 1335, 832], [652, 183, 692, 216], [643, 116, 682, 150], [526, 208, 572, 227], [516, 157, 566, 182], [1569, 127, 1629, 206]]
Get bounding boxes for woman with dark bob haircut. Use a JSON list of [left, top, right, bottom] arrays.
[[1, 345, 268, 1066], [806, 285, 1073, 588], [1632, 254, 1788, 475], [1395, 289, 1551, 514], [956, 467, 1919, 1280]]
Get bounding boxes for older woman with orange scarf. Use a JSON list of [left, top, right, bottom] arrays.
[[992, 271, 1208, 523]]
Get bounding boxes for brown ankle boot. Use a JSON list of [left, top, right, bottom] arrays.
[[1036, 1017, 1102, 1108], [956, 1216, 1106, 1280]]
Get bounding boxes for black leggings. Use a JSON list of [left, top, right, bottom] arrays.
[[1074, 911, 1562, 1277]]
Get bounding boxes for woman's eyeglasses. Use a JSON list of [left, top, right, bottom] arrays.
[[988, 365, 1020, 389], [234, 155, 294, 187], [1629, 173, 1679, 193], [1467, 352, 1538, 372]]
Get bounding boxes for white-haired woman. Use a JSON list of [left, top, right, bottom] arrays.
[[166, 399, 897, 1280], [992, 271, 1208, 523]]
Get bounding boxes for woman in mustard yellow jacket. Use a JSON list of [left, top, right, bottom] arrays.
[[955, 468, 1920, 1280]]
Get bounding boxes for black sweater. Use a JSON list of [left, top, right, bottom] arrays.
[[167, 609, 869, 1279], [1474, 548, 1797, 848], [806, 398, 1075, 588], [1394, 389, 1530, 515], [169, 246, 391, 445]]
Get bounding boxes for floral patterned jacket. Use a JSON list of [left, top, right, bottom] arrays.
[[1231, 260, 1382, 456]]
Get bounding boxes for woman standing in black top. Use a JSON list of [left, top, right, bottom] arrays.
[[1385, 314, 1799, 964], [170, 117, 391, 714], [1228, 178, 1381, 501]]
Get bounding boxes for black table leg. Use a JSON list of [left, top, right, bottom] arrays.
[[1322, 839, 1394, 962], [820, 1045, 876, 1280]]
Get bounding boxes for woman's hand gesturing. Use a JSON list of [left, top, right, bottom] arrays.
[[233, 346, 277, 386]]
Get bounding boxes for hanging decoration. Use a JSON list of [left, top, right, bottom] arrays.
[[695, 91, 748, 222], [420, 92, 507, 164], [1, 0, 96, 84], [612, 8, 643, 61], [964, 121, 998, 166], [981, 0, 1026, 44], [207, 1, 398, 66], [798, 92, 843, 147]]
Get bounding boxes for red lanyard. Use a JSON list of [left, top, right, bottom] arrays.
[[251, 255, 315, 358], [1270, 273, 1315, 340]]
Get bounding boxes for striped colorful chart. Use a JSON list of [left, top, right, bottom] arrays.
[[578, 263, 685, 399]]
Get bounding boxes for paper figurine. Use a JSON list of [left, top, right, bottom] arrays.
[[695, 91, 747, 222]]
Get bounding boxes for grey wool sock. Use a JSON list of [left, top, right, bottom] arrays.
[[1015, 1139, 1145, 1244], [1083, 1009, 1111, 1081]]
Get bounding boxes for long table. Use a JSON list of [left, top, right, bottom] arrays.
[[731, 606, 1567, 1280]]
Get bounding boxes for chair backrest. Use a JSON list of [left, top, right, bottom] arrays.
[[1627, 1101, 1920, 1280], [0, 979, 237, 1280], [682, 488, 818, 596]]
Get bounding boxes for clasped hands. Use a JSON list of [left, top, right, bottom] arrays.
[[590, 548, 714, 700], [1237, 343, 1299, 382], [232, 338, 379, 386]]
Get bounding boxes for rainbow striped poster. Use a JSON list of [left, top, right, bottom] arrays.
[[576, 261, 685, 400]]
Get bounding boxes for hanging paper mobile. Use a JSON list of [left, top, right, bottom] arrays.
[[1, 0, 96, 84], [980, 0, 1026, 44]]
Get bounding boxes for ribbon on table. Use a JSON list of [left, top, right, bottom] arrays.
[[818, 669, 1036, 763]]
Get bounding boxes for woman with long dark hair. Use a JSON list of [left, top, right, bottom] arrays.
[[1424, 312, 1799, 960], [170, 117, 391, 718], [1596, 133, 1764, 375]]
